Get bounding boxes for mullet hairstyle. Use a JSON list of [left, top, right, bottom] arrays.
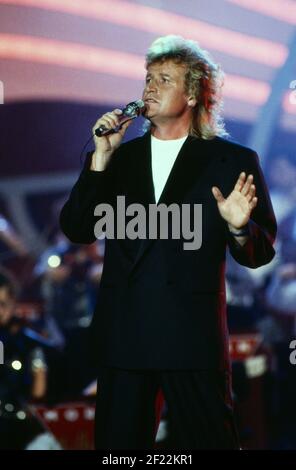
[[144, 35, 229, 140]]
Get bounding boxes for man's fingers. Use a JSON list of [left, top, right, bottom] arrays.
[[93, 109, 123, 134], [250, 196, 258, 210], [92, 117, 115, 135], [234, 172, 246, 192], [246, 184, 256, 202], [103, 113, 120, 129], [242, 174, 253, 196], [212, 186, 225, 203]]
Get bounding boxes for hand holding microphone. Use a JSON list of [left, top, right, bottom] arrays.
[[94, 100, 144, 137], [91, 100, 145, 171]]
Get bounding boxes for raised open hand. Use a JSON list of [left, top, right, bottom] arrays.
[[211, 172, 257, 229]]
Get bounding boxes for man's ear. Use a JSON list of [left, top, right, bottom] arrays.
[[187, 96, 197, 108]]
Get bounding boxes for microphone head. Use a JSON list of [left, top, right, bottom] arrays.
[[123, 100, 145, 117], [134, 99, 145, 110]]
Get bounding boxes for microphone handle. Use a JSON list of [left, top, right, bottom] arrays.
[[95, 115, 136, 137]]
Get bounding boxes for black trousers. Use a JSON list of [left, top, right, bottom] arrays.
[[94, 367, 241, 450]]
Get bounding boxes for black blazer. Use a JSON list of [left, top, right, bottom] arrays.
[[60, 132, 276, 370]]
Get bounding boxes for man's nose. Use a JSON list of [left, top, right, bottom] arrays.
[[146, 79, 158, 92]]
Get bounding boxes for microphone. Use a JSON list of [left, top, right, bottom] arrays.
[[94, 100, 145, 137]]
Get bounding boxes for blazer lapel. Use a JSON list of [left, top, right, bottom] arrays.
[[157, 135, 214, 206], [130, 131, 156, 206], [128, 132, 217, 275]]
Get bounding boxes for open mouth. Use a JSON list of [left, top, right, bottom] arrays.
[[144, 98, 158, 103]]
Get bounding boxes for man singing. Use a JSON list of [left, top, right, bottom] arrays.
[[60, 35, 276, 449]]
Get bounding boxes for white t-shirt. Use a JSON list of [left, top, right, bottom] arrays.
[[151, 134, 188, 203]]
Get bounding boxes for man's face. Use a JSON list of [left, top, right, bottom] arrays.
[[142, 60, 192, 125], [0, 287, 14, 326]]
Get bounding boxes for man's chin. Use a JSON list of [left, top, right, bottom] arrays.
[[142, 108, 154, 118], [143, 113, 157, 126]]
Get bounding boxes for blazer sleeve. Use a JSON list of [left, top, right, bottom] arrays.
[[59, 149, 121, 244], [226, 150, 277, 268]]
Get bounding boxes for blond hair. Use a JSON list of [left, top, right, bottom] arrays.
[[145, 35, 228, 139]]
